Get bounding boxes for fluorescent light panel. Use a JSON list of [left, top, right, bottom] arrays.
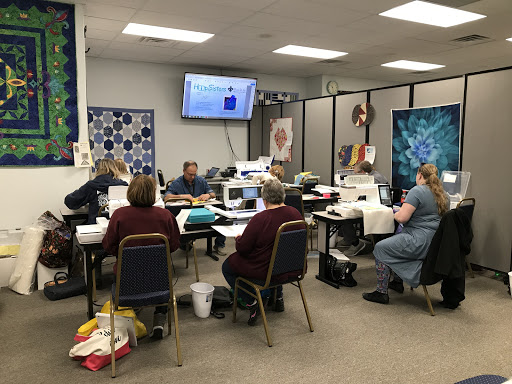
[[382, 60, 445, 71], [122, 23, 214, 43], [273, 45, 347, 59], [379, 0, 486, 28], [507, 37, 512, 42]]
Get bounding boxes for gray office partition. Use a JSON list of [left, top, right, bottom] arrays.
[[369, 86, 409, 183], [262, 104, 282, 158], [281, 102, 304, 184], [463, 69, 512, 272], [304, 97, 333, 186], [334, 93, 367, 177], [414, 77, 464, 107], [249, 106, 263, 159]]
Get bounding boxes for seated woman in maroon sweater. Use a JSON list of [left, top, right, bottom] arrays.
[[102, 174, 180, 340], [222, 178, 304, 326]]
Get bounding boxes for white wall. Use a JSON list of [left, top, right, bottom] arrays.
[[86, 58, 308, 181], [1, 4, 89, 230]]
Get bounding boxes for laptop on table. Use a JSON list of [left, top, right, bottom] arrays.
[[204, 167, 220, 178]]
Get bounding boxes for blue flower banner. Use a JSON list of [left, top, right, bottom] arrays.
[[392, 103, 460, 190]]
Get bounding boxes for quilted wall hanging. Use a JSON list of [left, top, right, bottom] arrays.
[[269, 117, 292, 162], [392, 103, 461, 190], [88, 107, 155, 177], [0, 0, 78, 166]]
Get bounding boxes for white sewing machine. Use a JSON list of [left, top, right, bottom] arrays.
[[234, 156, 274, 179], [338, 174, 381, 204], [222, 183, 263, 209]]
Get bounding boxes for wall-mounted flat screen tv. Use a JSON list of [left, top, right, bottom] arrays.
[[181, 73, 257, 120]]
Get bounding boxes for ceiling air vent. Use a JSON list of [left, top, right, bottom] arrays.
[[451, 34, 490, 43], [138, 36, 179, 47], [316, 59, 348, 66]]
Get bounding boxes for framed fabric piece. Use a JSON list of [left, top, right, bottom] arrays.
[[0, 0, 78, 166], [392, 103, 461, 190], [269, 117, 292, 162], [88, 107, 155, 177]]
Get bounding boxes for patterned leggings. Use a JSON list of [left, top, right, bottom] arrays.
[[375, 258, 391, 294]]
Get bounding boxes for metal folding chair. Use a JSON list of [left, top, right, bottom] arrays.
[[110, 234, 182, 377], [232, 220, 314, 346]]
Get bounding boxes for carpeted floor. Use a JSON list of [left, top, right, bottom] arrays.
[[1, 236, 511, 384]]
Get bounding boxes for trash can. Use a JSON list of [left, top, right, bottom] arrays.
[[190, 282, 215, 318]]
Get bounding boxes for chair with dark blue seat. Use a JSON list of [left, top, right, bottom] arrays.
[[284, 187, 314, 250], [232, 220, 313, 347], [455, 375, 508, 384], [110, 233, 182, 377]]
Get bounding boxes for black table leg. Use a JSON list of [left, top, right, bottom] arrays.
[[85, 247, 94, 320], [206, 236, 218, 261]]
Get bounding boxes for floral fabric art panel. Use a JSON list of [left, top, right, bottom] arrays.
[[88, 107, 155, 177], [391, 103, 460, 190], [269, 117, 292, 162], [0, 0, 78, 166]]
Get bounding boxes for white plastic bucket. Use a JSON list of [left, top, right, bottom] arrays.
[[190, 282, 215, 318]]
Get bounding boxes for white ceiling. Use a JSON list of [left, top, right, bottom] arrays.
[[69, 0, 512, 84]]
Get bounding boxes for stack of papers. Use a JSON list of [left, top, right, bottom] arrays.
[[211, 224, 247, 237]]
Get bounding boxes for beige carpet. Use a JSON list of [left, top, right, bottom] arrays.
[[1, 236, 511, 384]]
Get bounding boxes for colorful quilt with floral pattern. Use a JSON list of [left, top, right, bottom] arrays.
[[392, 103, 460, 190], [0, 0, 77, 166]]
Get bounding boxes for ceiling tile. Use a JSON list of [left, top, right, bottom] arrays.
[[84, 3, 137, 21], [130, 10, 229, 33], [84, 16, 128, 32]]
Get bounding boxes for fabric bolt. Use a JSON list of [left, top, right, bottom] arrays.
[[64, 174, 128, 224], [375, 258, 391, 294], [373, 185, 445, 287]]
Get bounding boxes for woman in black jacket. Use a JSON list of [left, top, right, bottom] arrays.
[[65, 158, 128, 224]]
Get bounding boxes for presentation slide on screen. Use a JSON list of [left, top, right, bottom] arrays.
[[182, 74, 257, 119]]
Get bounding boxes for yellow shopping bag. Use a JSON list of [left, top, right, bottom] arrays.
[[77, 301, 147, 338]]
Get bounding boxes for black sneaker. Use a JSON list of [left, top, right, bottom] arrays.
[[247, 301, 259, 326], [388, 280, 404, 294], [274, 297, 285, 312], [362, 290, 389, 304]]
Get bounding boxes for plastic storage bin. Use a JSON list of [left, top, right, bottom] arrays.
[[441, 171, 471, 208]]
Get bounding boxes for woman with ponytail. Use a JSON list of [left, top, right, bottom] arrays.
[[363, 163, 449, 304]]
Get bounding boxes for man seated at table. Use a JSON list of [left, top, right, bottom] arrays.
[[339, 161, 389, 256], [164, 160, 226, 255]]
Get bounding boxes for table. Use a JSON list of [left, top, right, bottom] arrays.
[[312, 211, 362, 288], [76, 217, 234, 319], [60, 206, 89, 229]]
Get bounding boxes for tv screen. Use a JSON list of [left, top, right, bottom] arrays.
[[182, 73, 257, 120]]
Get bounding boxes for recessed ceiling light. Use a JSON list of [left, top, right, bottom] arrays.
[[122, 23, 214, 43], [382, 60, 445, 71], [273, 45, 347, 59], [379, 1, 486, 28]]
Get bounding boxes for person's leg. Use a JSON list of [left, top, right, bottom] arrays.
[[221, 258, 254, 305], [214, 235, 227, 255], [388, 271, 404, 293], [343, 223, 367, 256], [152, 306, 168, 340], [362, 257, 391, 304]]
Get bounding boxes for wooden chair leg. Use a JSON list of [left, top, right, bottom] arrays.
[[255, 288, 272, 347], [192, 242, 199, 282], [298, 281, 314, 332], [422, 285, 435, 316], [110, 296, 116, 377]]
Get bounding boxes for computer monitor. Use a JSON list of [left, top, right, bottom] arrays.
[[205, 167, 220, 178], [378, 185, 392, 207]]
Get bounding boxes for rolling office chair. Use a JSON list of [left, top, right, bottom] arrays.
[[110, 234, 182, 377], [456, 197, 476, 278], [232, 220, 313, 347], [164, 197, 199, 282]]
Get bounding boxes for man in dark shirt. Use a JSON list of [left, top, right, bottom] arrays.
[[164, 160, 226, 255]]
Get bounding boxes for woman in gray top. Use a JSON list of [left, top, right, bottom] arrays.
[[363, 163, 448, 304]]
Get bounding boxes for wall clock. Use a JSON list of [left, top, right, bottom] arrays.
[[326, 80, 339, 95]]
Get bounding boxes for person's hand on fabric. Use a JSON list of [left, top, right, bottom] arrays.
[[198, 194, 210, 201], [180, 194, 194, 202]]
